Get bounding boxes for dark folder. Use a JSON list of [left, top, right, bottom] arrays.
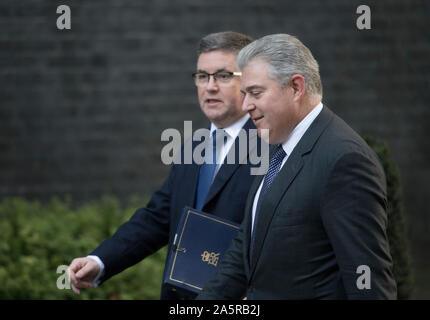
[[163, 206, 240, 295]]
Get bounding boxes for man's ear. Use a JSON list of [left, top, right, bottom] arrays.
[[289, 74, 306, 101]]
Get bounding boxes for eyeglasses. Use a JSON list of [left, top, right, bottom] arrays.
[[192, 71, 242, 87]]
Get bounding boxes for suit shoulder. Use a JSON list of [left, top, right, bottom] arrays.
[[322, 113, 378, 157], [312, 111, 383, 177]]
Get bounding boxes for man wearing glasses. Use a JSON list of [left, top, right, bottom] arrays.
[[67, 31, 258, 300]]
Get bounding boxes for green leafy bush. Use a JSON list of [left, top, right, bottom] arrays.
[[0, 196, 167, 300], [365, 136, 413, 299], [0, 137, 413, 300]]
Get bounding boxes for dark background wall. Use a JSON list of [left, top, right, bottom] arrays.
[[1, 0, 429, 298]]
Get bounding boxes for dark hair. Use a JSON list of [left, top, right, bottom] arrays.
[[197, 31, 254, 55]]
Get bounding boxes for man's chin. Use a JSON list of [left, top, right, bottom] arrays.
[[256, 127, 271, 143], [202, 107, 246, 128], [205, 113, 228, 127]]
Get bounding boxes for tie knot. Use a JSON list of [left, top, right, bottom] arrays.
[[212, 129, 228, 153], [271, 145, 286, 165], [212, 129, 228, 143], [205, 129, 228, 164]]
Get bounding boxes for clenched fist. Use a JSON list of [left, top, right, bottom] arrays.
[[67, 257, 100, 294]]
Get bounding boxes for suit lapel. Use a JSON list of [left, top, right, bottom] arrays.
[[203, 118, 256, 207], [186, 138, 204, 206], [249, 152, 304, 274], [248, 106, 334, 276]]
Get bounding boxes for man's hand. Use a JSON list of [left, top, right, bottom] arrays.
[[67, 257, 100, 294]]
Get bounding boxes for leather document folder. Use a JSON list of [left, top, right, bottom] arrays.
[[163, 206, 240, 295]]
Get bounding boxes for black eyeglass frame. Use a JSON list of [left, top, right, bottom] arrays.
[[191, 71, 242, 84]]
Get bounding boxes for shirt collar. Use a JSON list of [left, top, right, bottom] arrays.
[[210, 114, 250, 140], [281, 101, 323, 156]]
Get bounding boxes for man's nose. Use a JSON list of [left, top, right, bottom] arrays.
[[206, 75, 219, 91], [241, 94, 254, 112]]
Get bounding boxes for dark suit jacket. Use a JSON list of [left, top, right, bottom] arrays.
[[90, 118, 260, 299], [198, 107, 397, 299]]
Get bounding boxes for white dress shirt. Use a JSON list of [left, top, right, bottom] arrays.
[[210, 114, 250, 176]]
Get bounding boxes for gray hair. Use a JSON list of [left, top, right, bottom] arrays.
[[237, 34, 322, 96], [198, 31, 254, 55]]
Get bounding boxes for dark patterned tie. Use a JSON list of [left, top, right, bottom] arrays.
[[250, 145, 287, 262]]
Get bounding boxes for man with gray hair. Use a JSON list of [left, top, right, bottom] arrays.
[[197, 34, 397, 299], [67, 31, 260, 300]]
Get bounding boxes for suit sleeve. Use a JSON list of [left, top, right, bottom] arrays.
[[320, 152, 397, 299], [89, 164, 176, 284], [196, 219, 248, 299]]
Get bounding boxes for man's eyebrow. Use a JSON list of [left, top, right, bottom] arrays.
[[196, 68, 228, 73], [244, 85, 265, 92]]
